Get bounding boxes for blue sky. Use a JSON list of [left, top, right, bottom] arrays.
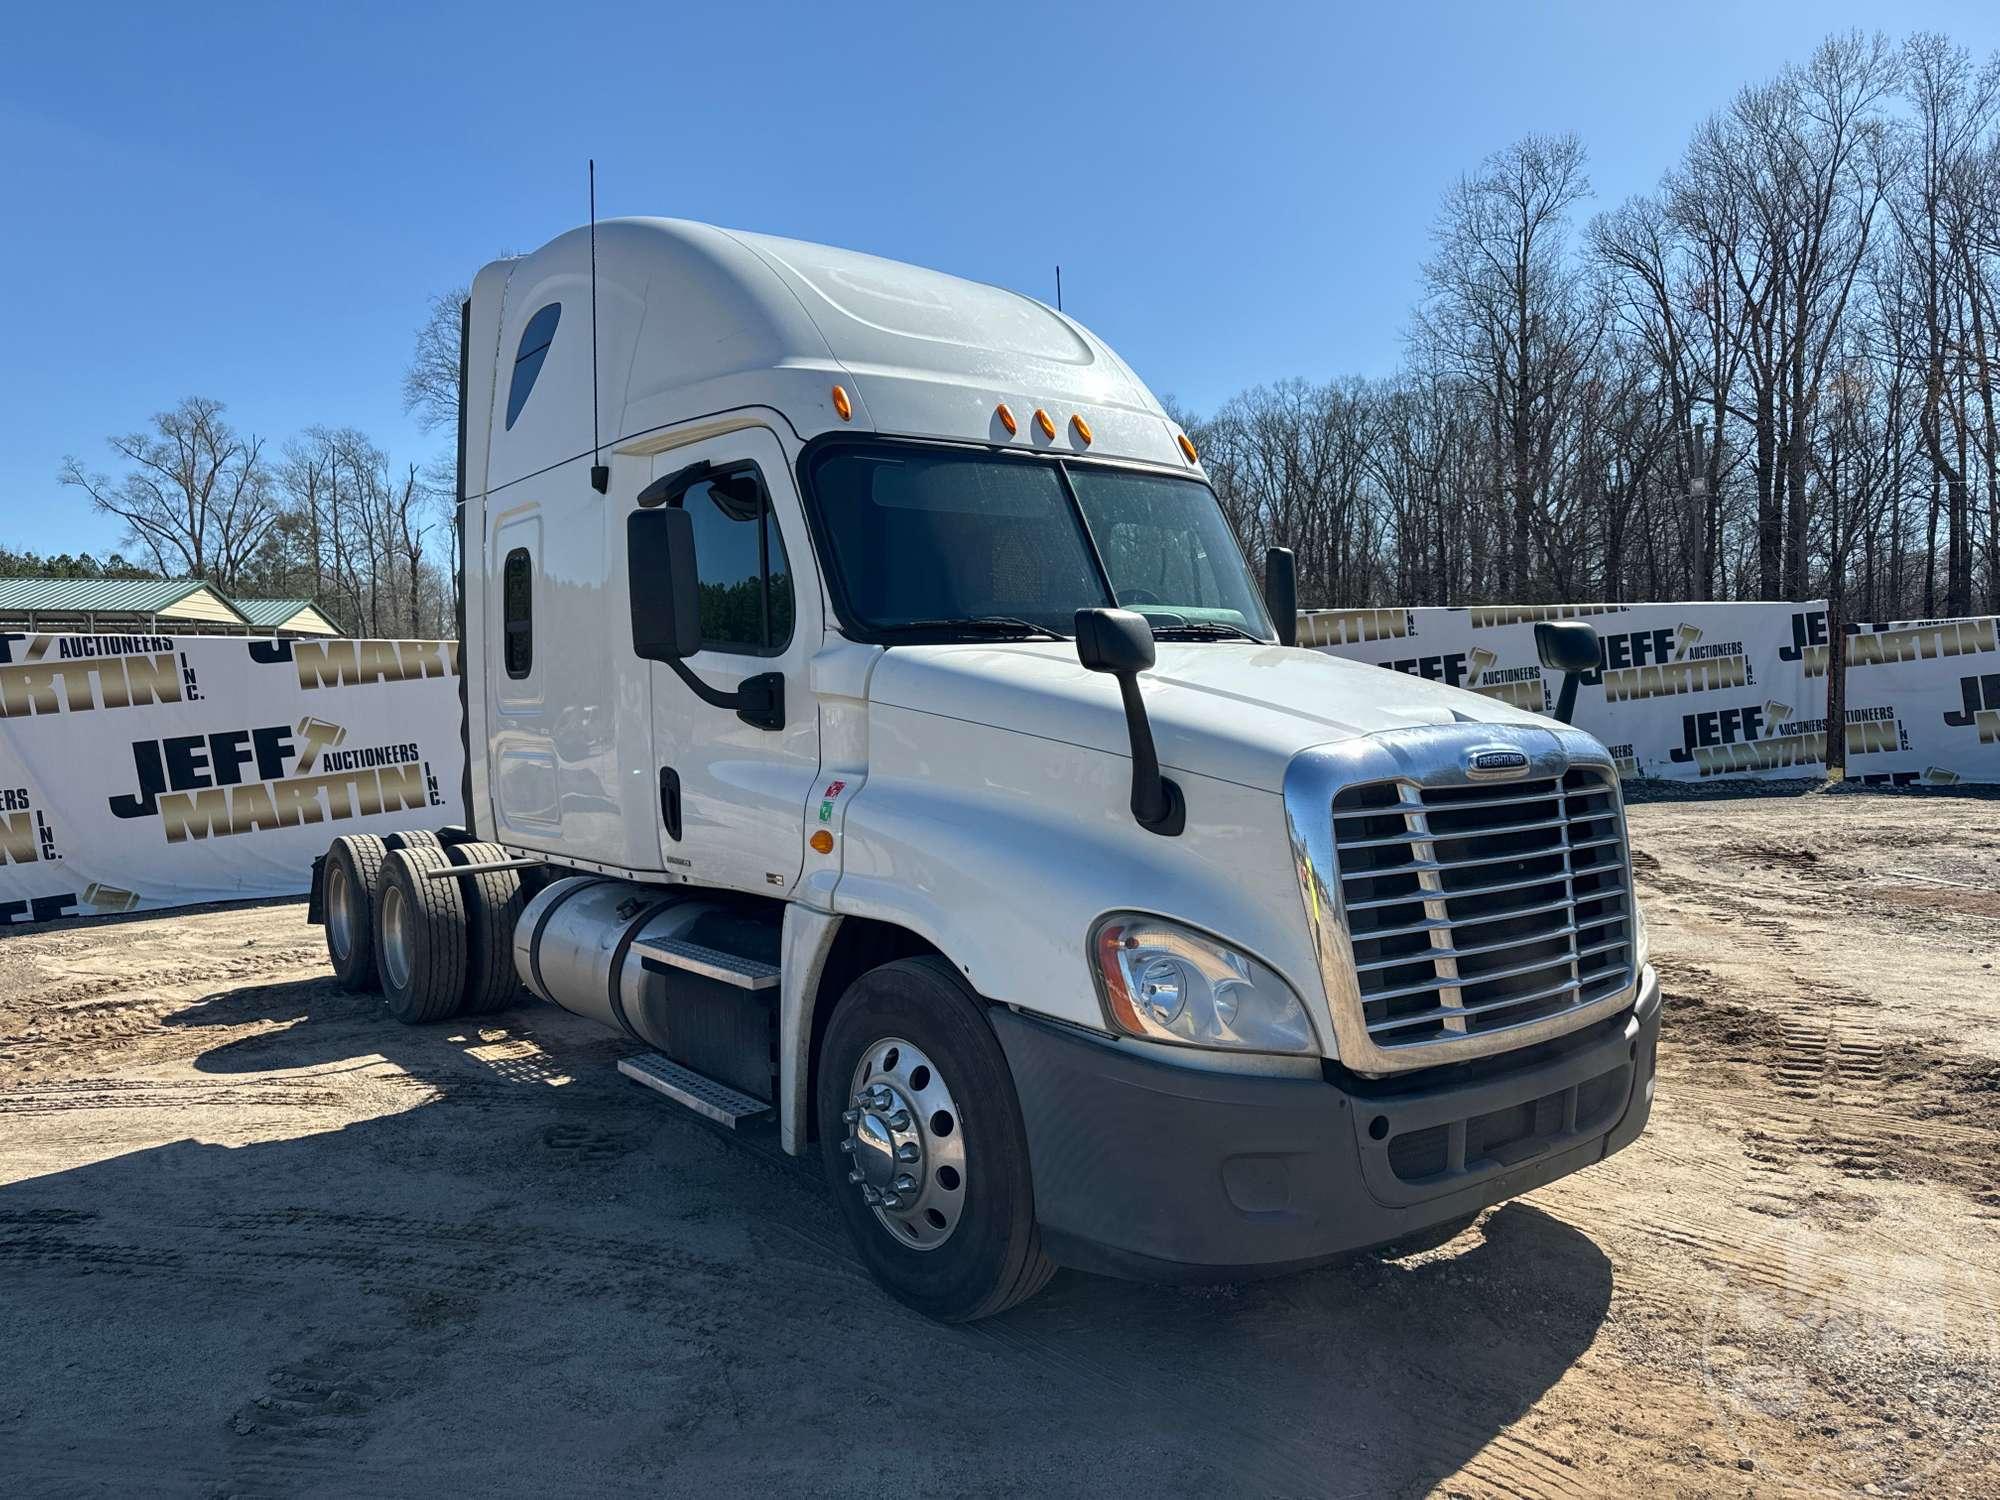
[[6, 0, 1998, 559]]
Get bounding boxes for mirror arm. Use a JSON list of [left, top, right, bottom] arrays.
[[1112, 674, 1185, 836], [1552, 672, 1581, 725], [663, 658, 785, 731]]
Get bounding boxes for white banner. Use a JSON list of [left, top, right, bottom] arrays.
[[1797, 611, 2000, 787], [1301, 601, 1829, 781], [0, 634, 464, 926]]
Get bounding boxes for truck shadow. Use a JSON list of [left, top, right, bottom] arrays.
[[2, 972, 1614, 1497]]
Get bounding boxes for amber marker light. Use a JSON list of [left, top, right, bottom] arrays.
[[1177, 432, 1198, 464], [1071, 414, 1093, 446], [1033, 408, 1056, 440], [1094, 923, 1146, 1035], [995, 402, 1018, 435], [832, 385, 853, 421], [810, 830, 835, 855]]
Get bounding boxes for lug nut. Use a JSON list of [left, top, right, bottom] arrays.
[[862, 1186, 882, 1205], [893, 1174, 916, 1193], [839, 1139, 855, 1154], [896, 1142, 920, 1163], [842, 1108, 860, 1124], [847, 1169, 864, 1184], [881, 1194, 902, 1209], [887, 1111, 911, 1131]]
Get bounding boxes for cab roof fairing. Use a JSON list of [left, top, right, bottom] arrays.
[[473, 218, 1200, 491]]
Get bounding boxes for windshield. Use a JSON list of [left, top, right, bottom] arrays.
[[806, 442, 1274, 641]]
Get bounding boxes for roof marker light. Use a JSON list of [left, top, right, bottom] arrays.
[[1071, 414, 1093, 446], [1176, 432, 1199, 464], [1033, 408, 1056, 441], [995, 402, 1018, 436], [832, 385, 853, 422]]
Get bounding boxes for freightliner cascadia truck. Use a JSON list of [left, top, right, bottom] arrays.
[[312, 219, 1658, 1321]]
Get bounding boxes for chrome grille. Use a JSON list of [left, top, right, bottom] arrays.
[[1330, 768, 1634, 1056]]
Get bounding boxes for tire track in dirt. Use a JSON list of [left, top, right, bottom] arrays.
[[1578, 1198, 2000, 1323], [0, 1076, 351, 1114], [1455, 1429, 1602, 1500]]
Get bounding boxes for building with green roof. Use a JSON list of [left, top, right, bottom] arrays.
[[0, 578, 341, 636]]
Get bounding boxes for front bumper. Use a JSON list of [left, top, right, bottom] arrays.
[[993, 965, 1660, 1281]]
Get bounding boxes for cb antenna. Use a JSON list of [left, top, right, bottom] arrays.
[[588, 159, 608, 494], [1055, 264, 1063, 312]]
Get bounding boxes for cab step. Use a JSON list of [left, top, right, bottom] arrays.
[[632, 937, 780, 991], [617, 1052, 770, 1127]]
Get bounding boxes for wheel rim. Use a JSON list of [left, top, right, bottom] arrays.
[[842, 1036, 966, 1251], [380, 882, 414, 991], [326, 860, 356, 962]]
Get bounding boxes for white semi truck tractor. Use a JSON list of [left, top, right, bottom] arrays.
[[312, 219, 1658, 1321]]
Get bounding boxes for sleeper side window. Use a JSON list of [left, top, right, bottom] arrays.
[[503, 547, 533, 677], [682, 469, 794, 656], [505, 303, 561, 430]]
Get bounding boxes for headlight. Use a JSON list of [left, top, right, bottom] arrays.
[[1090, 913, 1316, 1054]]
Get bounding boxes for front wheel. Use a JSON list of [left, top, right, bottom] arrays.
[[817, 958, 1055, 1321]]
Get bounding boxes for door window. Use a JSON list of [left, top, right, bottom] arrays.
[[683, 469, 794, 655]]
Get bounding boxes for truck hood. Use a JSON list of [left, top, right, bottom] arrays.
[[867, 641, 1555, 792]]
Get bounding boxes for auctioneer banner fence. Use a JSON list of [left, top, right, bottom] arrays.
[[1301, 601, 2000, 785], [1789, 609, 2000, 788], [1, 634, 463, 927]]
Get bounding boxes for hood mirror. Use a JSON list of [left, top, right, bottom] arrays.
[[1264, 547, 1297, 646], [1075, 608, 1184, 837], [1534, 621, 1600, 726]]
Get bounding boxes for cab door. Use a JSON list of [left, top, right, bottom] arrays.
[[643, 427, 821, 895]]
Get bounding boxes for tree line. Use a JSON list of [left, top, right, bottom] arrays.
[[45, 393, 457, 638], [37, 30, 2000, 635], [1182, 30, 2000, 624]]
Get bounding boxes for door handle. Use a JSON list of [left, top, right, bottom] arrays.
[[659, 767, 682, 842]]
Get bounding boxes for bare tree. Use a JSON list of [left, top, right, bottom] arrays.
[[402, 288, 468, 436], [58, 397, 278, 590], [1418, 132, 1604, 595]]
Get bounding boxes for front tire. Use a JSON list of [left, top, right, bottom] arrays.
[[817, 957, 1055, 1321]]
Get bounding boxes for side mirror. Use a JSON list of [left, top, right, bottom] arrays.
[[628, 508, 702, 662], [1075, 606, 1157, 676], [1534, 621, 1601, 726], [1075, 608, 1183, 836], [1264, 547, 1297, 646], [1534, 621, 1600, 675], [627, 504, 786, 731]]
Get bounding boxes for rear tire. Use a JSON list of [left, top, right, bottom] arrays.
[[817, 957, 1055, 1321], [448, 841, 527, 1015], [374, 845, 468, 1024], [323, 835, 387, 992]]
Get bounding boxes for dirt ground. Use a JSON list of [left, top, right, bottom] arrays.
[[2, 788, 1997, 1498]]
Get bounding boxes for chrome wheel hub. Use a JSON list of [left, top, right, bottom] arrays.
[[842, 1037, 965, 1251], [379, 882, 413, 990], [326, 860, 356, 962]]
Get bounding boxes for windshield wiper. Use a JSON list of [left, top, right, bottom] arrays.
[[1147, 621, 1266, 642], [874, 616, 1068, 641]]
